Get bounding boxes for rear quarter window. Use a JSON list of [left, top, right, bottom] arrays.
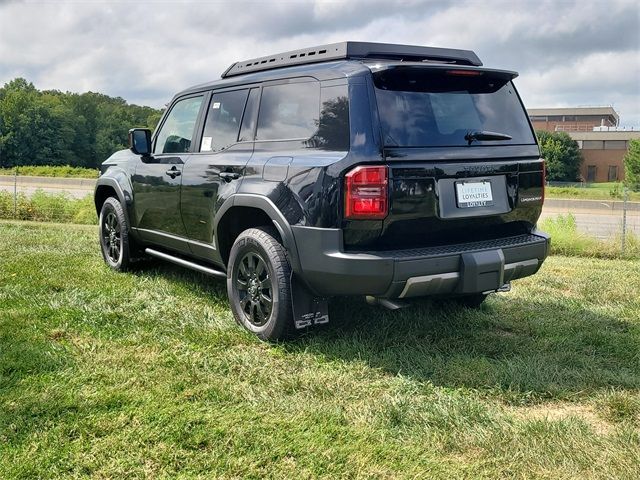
[[256, 82, 320, 141]]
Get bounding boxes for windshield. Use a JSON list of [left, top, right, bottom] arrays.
[[373, 67, 536, 147]]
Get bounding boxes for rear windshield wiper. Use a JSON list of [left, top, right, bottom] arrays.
[[465, 130, 512, 145]]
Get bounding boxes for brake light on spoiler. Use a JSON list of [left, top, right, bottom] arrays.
[[446, 69, 483, 76]]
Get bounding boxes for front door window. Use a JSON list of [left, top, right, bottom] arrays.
[[154, 96, 203, 154]]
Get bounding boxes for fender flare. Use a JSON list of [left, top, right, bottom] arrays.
[[214, 194, 302, 275], [94, 173, 133, 227]]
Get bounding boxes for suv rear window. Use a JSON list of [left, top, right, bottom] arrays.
[[373, 67, 535, 147]]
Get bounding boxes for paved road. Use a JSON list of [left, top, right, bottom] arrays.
[[0, 175, 95, 199], [539, 209, 639, 240], [540, 198, 640, 239], [2, 175, 638, 238]]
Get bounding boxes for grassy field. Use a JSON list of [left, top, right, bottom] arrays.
[[539, 214, 640, 260], [546, 182, 640, 201], [0, 165, 99, 178], [1, 221, 639, 479]]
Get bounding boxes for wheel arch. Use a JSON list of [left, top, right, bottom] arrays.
[[94, 173, 133, 227], [214, 194, 302, 273]]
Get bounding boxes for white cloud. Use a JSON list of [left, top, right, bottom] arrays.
[[0, 0, 638, 125]]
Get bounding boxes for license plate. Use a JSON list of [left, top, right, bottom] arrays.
[[455, 180, 494, 208]]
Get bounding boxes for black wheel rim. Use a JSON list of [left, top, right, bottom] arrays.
[[236, 251, 273, 327], [101, 211, 121, 264]]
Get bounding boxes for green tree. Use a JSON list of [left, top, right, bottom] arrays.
[[624, 138, 640, 191], [0, 79, 76, 167], [145, 109, 163, 132], [0, 78, 163, 168], [536, 130, 582, 182]]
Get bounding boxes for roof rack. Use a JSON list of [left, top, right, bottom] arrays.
[[221, 41, 482, 78]]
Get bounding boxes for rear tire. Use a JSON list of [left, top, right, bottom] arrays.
[[99, 197, 134, 271], [227, 227, 293, 341]]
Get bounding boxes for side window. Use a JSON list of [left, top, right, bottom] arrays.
[[307, 84, 349, 150], [256, 82, 320, 141], [154, 96, 203, 154], [200, 89, 249, 152], [238, 88, 260, 142]]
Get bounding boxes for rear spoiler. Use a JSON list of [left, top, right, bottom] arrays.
[[367, 63, 518, 80]]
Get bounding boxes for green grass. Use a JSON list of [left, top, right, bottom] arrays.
[[540, 214, 640, 260], [0, 190, 97, 225], [1, 221, 639, 478], [546, 182, 640, 201], [0, 165, 99, 178]]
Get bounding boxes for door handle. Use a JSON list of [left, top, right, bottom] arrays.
[[219, 171, 241, 182], [165, 166, 181, 179]]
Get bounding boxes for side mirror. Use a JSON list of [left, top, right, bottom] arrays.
[[129, 128, 152, 156]]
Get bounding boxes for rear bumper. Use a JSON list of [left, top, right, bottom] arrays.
[[290, 226, 550, 298]]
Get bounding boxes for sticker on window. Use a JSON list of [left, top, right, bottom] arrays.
[[212, 102, 221, 109], [201, 136, 212, 151]]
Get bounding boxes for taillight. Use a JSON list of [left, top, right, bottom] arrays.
[[344, 165, 388, 220]]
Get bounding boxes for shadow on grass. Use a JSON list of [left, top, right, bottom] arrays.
[[129, 257, 229, 299], [285, 296, 639, 399], [129, 260, 639, 399]]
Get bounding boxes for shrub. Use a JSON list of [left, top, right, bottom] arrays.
[[540, 214, 639, 259], [536, 130, 582, 181], [624, 138, 640, 191], [0, 190, 97, 225], [0, 165, 99, 178]]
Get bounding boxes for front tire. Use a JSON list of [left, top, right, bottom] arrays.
[[99, 197, 133, 271], [227, 227, 293, 341]]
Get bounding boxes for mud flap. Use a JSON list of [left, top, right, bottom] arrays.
[[291, 273, 329, 329]]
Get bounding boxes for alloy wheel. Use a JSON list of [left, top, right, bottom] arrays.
[[102, 211, 122, 264], [236, 251, 273, 326]]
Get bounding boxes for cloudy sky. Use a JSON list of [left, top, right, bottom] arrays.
[[1, 0, 639, 126]]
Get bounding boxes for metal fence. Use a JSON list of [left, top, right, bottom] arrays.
[[0, 171, 97, 224], [539, 189, 639, 255], [1, 171, 639, 250]]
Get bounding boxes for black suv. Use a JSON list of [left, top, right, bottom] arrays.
[[95, 42, 549, 341]]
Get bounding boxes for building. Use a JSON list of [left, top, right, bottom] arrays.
[[528, 107, 619, 132], [527, 107, 640, 183]]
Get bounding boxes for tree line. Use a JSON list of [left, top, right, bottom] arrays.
[[0, 78, 162, 169], [5, 77, 633, 187]]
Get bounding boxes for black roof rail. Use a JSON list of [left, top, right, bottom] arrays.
[[221, 41, 482, 78]]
